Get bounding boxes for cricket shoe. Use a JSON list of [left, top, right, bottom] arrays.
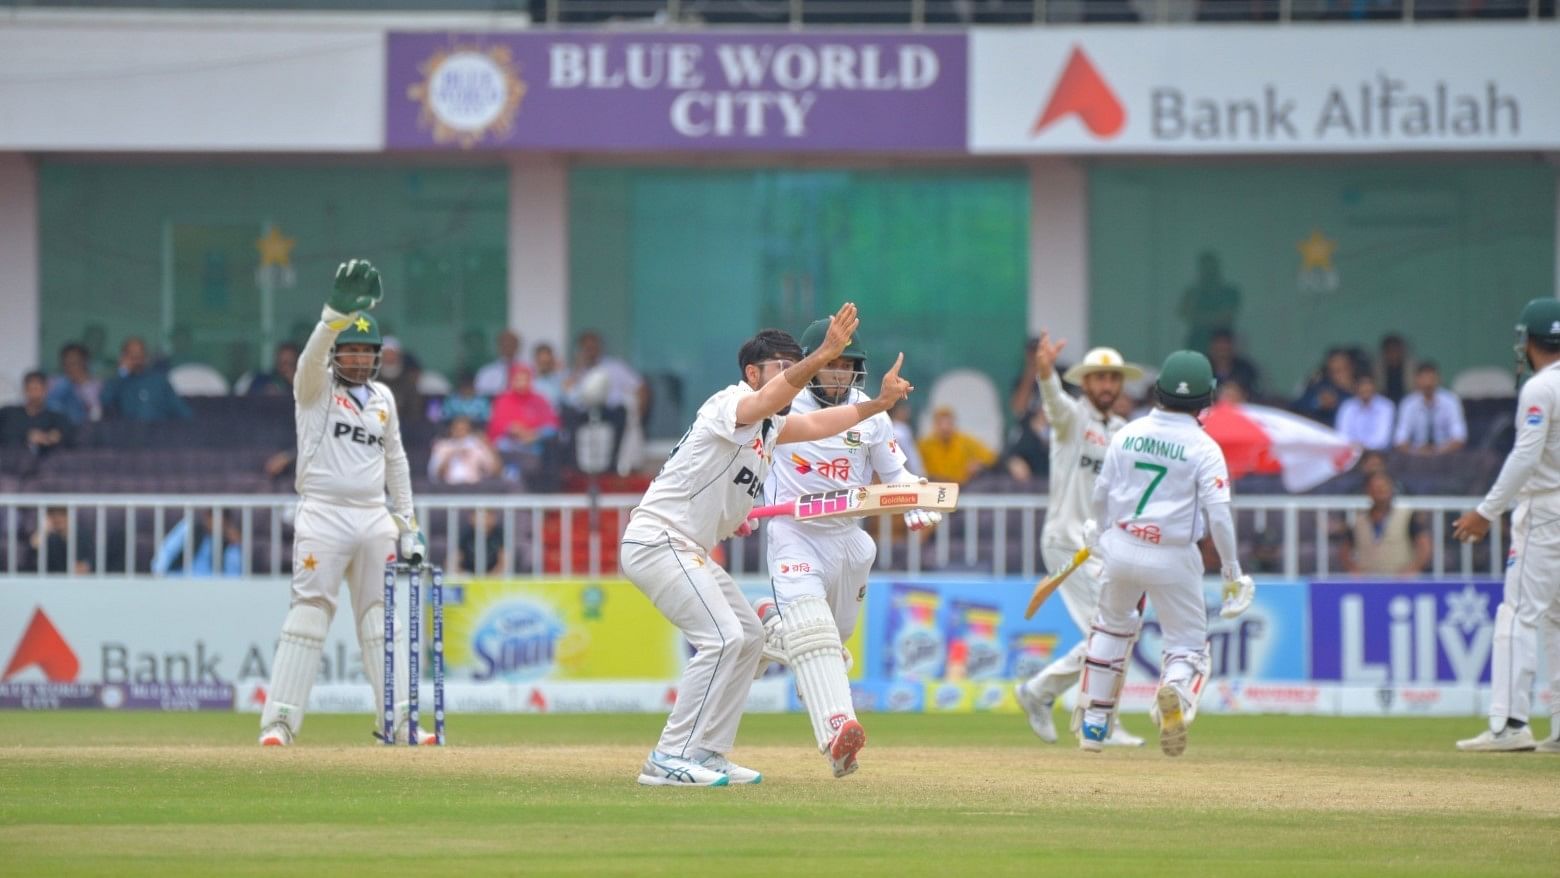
[[1104, 724, 1145, 748], [1078, 721, 1108, 752], [638, 752, 731, 787], [827, 718, 867, 778], [1455, 725, 1536, 752], [1155, 685, 1189, 757], [699, 753, 763, 785], [258, 723, 293, 747], [1536, 735, 1560, 754], [372, 721, 440, 746], [1014, 681, 1057, 744]]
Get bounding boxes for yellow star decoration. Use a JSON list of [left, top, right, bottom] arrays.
[[302, 553, 318, 572], [377, 410, 388, 425], [354, 316, 371, 333], [256, 226, 296, 269], [1297, 229, 1337, 272]]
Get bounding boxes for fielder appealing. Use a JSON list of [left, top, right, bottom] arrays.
[[621, 304, 913, 786], [258, 260, 431, 747], [1453, 298, 1560, 753], [757, 319, 941, 778], [1013, 335, 1147, 748], [1076, 351, 1253, 756]]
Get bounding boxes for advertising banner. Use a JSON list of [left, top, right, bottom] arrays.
[[386, 31, 967, 152], [971, 25, 1560, 154], [1309, 580, 1500, 685]]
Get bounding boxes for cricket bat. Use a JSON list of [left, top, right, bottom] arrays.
[[748, 482, 959, 522], [1024, 546, 1090, 620]]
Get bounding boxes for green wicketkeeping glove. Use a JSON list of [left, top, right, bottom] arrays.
[[328, 258, 383, 314]]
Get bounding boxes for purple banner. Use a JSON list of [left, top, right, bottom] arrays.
[[1309, 581, 1500, 684], [386, 31, 966, 152]]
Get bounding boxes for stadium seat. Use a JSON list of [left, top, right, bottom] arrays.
[[917, 369, 1005, 452], [168, 363, 231, 397]]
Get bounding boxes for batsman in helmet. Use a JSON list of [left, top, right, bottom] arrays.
[[754, 317, 940, 778], [258, 259, 432, 746], [1453, 298, 1560, 753]]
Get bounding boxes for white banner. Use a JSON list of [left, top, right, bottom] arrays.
[[970, 24, 1560, 154]]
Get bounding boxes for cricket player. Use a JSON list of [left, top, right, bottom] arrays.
[[622, 303, 913, 787], [755, 319, 941, 778], [258, 259, 431, 747], [1076, 351, 1253, 756], [1013, 334, 1147, 748], [1453, 298, 1560, 753]]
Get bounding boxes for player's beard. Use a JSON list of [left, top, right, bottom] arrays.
[[1087, 388, 1118, 415]]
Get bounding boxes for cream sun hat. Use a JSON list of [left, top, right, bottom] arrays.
[[1062, 347, 1145, 385]]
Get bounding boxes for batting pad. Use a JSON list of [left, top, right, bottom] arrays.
[[359, 605, 410, 735], [784, 596, 855, 751], [1078, 623, 1134, 728], [260, 604, 329, 737]]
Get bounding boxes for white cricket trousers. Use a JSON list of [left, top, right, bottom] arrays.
[[1093, 530, 1207, 666], [766, 519, 877, 638], [289, 499, 398, 625], [621, 523, 765, 758], [1490, 494, 1560, 729]]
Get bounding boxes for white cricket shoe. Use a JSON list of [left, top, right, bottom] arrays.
[[638, 752, 731, 787], [699, 753, 763, 785], [1155, 685, 1189, 758], [375, 720, 440, 746], [258, 723, 293, 747], [1104, 724, 1146, 748], [1537, 734, 1560, 753], [827, 718, 867, 778], [1014, 681, 1057, 744], [1078, 721, 1108, 752], [1456, 725, 1536, 752]]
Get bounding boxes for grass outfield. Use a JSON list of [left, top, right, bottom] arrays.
[[1, 712, 1557, 876]]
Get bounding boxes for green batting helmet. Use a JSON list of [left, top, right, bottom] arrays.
[[1517, 298, 1560, 346], [332, 312, 383, 384], [799, 317, 868, 408], [1155, 350, 1216, 411]]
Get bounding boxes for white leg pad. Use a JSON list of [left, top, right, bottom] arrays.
[[358, 604, 411, 739], [1077, 623, 1134, 729], [260, 603, 329, 738], [784, 596, 855, 751]]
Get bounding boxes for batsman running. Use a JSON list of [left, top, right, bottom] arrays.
[[621, 304, 913, 787], [258, 259, 432, 747], [1453, 297, 1560, 753], [1076, 351, 1253, 756], [1013, 334, 1147, 748], [754, 319, 941, 778]]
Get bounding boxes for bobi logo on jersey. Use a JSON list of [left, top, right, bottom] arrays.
[[1032, 46, 1125, 140]]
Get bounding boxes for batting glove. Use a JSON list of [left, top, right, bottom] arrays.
[[1080, 518, 1100, 550], [327, 258, 384, 315], [1220, 575, 1256, 619], [905, 508, 942, 531], [392, 513, 426, 566]]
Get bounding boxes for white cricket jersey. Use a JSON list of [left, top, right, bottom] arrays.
[[764, 388, 910, 535], [1038, 372, 1127, 550], [1094, 408, 1231, 548], [631, 383, 787, 554], [293, 312, 414, 518], [1477, 360, 1560, 519]]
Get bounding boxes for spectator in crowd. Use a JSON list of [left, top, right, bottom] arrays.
[[1206, 330, 1261, 400], [429, 416, 502, 486], [1216, 379, 1248, 406], [1294, 348, 1357, 427], [378, 336, 425, 427], [101, 337, 191, 421], [1178, 251, 1242, 353], [531, 342, 565, 412], [1, 371, 74, 470], [263, 449, 296, 484], [457, 508, 508, 575], [489, 365, 560, 483], [1340, 471, 1431, 576], [246, 342, 300, 397], [46, 342, 101, 424], [1375, 334, 1414, 404], [1393, 362, 1466, 455], [474, 329, 523, 397], [152, 509, 242, 577], [1356, 448, 1388, 478], [889, 400, 926, 477], [81, 323, 116, 374], [918, 405, 996, 485], [23, 506, 91, 574], [439, 373, 492, 428], [561, 330, 647, 465], [1335, 373, 1395, 450], [1002, 337, 1049, 481]]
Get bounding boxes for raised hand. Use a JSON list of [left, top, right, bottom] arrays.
[[328, 258, 384, 314], [816, 302, 860, 361], [1034, 331, 1067, 380], [876, 352, 913, 406]]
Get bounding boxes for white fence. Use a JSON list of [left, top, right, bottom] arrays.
[[0, 492, 1503, 581]]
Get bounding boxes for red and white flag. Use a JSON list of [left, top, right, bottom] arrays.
[[1200, 403, 1361, 493]]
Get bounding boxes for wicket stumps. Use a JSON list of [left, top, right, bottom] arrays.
[[381, 561, 446, 746]]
